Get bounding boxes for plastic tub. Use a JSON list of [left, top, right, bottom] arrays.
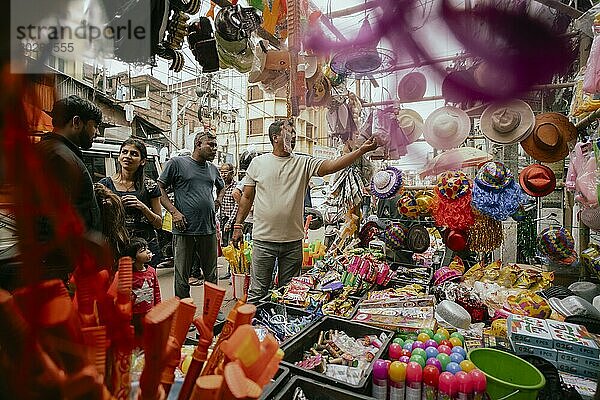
[[468, 348, 546, 400], [281, 317, 392, 393], [271, 376, 376, 400]]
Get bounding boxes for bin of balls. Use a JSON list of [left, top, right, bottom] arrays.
[[281, 317, 393, 392]]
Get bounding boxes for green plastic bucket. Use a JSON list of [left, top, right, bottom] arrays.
[[468, 348, 546, 400]]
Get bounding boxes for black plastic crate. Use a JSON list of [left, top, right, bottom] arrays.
[[260, 365, 290, 400], [281, 317, 392, 393], [255, 302, 322, 345], [270, 376, 376, 400]]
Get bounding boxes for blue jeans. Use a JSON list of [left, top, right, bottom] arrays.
[[249, 239, 303, 299], [173, 234, 218, 299]]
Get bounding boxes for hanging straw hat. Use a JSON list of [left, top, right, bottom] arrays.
[[480, 100, 534, 144], [397, 72, 427, 102], [520, 112, 577, 163], [424, 106, 471, 150], [518, 164, 556, 197], [396, 109, 424, 144], [371, 167, 403, 199]]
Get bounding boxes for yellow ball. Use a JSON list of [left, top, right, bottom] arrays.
[[460, 360, 476, 373], [449, 337, 463, 347], [417, 333, 431, 343], [436, 328, 450, 340]]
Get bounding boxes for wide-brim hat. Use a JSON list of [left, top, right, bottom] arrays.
[[481, 100, 534, 144], [248, 40, 291, 84], [396, 109, 424, 144], [581, 206, 600, 231], [371, 167, 403, 199], [475, 161, 513, 191], [407, 225, 431, 253], [397, 72, 427, 102], [568, 282, 600, 303], [519, 164, 556, 197], [435, 300, 472, 329], [520, 112, 577, 163], [215, 31, 254, 73], [424, 106, 471, 150]]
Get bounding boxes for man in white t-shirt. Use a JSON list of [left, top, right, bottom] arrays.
[[232, 119, 378, 299]]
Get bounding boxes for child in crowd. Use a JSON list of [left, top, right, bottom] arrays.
[[123, 237, 162, 342]]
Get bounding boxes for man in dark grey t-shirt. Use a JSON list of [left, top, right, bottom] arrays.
[[158, 132, 225, 311]]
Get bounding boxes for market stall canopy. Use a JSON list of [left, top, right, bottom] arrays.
[[24, 103, 53, 132], [419, 147, 492, 178]]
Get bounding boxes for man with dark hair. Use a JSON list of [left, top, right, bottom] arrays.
[[233, 119, 378, 299], [158, 131, 226, 319], [37, 95, 102, 232]]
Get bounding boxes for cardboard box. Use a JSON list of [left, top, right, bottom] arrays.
[[511, 340, 558, 362], [557, 352, 600, 369], [507, 314, 553, 349], [546, 320, 600, 358], [556, 360, 600, 380], [353, 306, 436, 331]]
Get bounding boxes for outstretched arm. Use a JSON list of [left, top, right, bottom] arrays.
[[317, 138, 378, 176]]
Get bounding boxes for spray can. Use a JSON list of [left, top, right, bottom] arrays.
[[455, 371, 472, 400], [438, 371, 456, 400], [469, 369, 487, 400], [388, 361, 406, 400], [371, 359, 389, 400], [405, 361, 422, 400], [421, 364, 439, 400]]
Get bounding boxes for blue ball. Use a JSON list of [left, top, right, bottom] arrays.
[[403, 342, 414, 351], [446, 361, 462, 375], [425, 346, 439, 359], [451, 346, 467, 359], [449, 352, 464, 364]]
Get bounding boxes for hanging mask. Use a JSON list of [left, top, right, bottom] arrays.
[[215, 4, 263, 42]]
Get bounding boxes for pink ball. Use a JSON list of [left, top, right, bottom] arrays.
[[426, 357, 443, 372], [399, 356, 411, 364], [424, 339, 438, 348], [438, 345, 452, 355], [412, 341, 426, 351], [389, 343, 403, 360]]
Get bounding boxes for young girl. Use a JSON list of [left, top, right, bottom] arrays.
[[123, 237, 162, 341]]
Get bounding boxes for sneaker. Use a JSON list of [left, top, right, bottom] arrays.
[[219, 272, 231, 280], [216, 310, 226, 323], [188, 277, 203, 286]]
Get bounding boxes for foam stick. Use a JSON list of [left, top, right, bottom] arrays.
[[222, 361, 262, 400], [189, 375, 223, 400], [255, 349, 284, 388], [220, 325, 261, 368], [178, 317, 213, 400], [111, 257, 134, 400], [201, 302, 256, 376], [202, 283, 226, 330], [241, 333, 279, 382], [138, 297, 179, 400], [81, 326, 108, 377], [161, 298, 196, 396]]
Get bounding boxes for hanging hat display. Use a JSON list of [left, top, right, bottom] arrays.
[[537, 226, 577, 265], [480, 100, 535, 144], [518, 164, 556, 197], [397, 72, 427, 102], [424, 106, 471, 150], [433, 171, 475, 231], [384, 222, 407, 251], [406, 225, 431, 253], [396, 192, 419, 219], [396, 109, 424, 144], [444, 229, 469, 252], [414, 190, 435, 216], [520, 112, 577, 163], [467, 211, 503, 252], [472, 161, 528, 221], [370, 167, 403, 199]]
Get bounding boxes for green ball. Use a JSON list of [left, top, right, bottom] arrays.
[[433, 333, 445, 344], [410, 354, 426, 368], [436, 353, 451, 370], [420, 328, 435, 338], [404, 339, 415, 347], [393, 337, 405, 346], [450, 332, 465, 343], [411, 348, 426, 359]]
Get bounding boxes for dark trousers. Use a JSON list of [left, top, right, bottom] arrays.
[[249, 239, 303, 299], [173, 233, 218, 299]]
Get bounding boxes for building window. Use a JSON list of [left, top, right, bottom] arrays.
[[247, 118, 263, 136], [306, 122, 314, 140], [274, 87, 286, 98], [248, 85, 263, 101]]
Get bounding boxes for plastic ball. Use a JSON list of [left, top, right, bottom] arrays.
[[393, 337, 405, 346], [451, 346, 467, 359], [436, 328, 450, 339], [389, 343, 403, 360], [403, 342, 414, 351], [411, 348, 426, 359], [417, 333, 431, 343], [399, 356, 411, 364], [446, 362, 462, 374], [426, 357, 443, 372], [438, 345, 452, 355], [436, 353, 451, 370], [459, 360, 476, 373], [400, 349, 412, 358], [412, 341, 426, 351], [425, 346, 439, 359], [423, 365, 441, 387], [420, 328, 435, 338], [449, 352, 465, 364], [439, 339, 453, 348], [433, 333, 446, 344], [449, 337, 463, 348], [450, 332, 465, 343], [389, 361, 407, 382], [424, 339, 438, 349], [409, 354, 426, 368]]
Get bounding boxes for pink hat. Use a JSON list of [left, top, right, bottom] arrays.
[[433, 266, 462, 286], [424, 106, 471, 150]]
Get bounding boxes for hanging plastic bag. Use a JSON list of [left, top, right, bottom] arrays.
[[583, 15, 600, 94]]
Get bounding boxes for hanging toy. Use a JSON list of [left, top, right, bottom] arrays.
[[433, 170, 475, 231]]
